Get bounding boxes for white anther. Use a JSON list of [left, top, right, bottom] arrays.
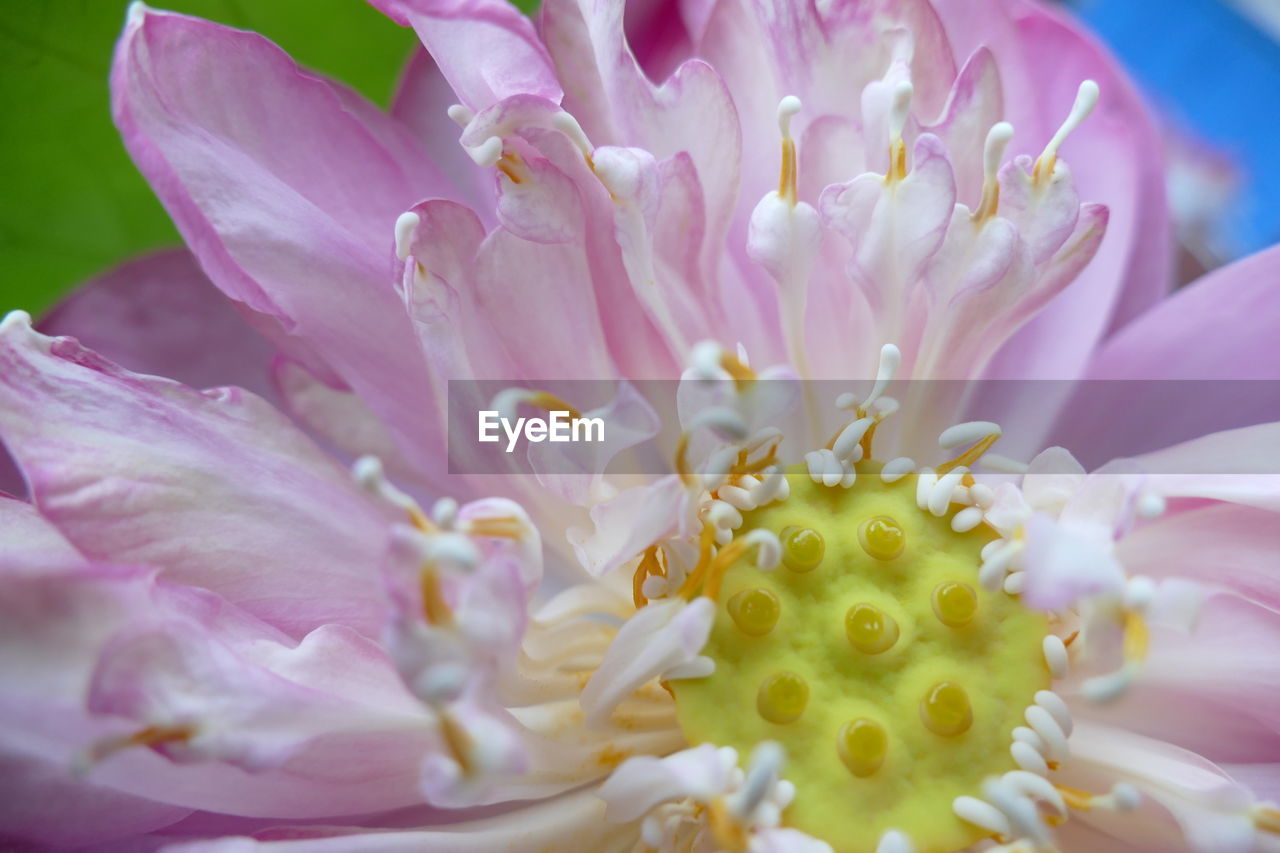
[[551, 111, 594, 158], [394, 211, 420, 261], [836, 392, 859, 410], [929, 468, 967, 516], [718, 484, 758, 512], [888, 82, 914, 145], [742, 529, 782, 570], [1012, 726, 1046, 752], [1123, 575, 1156, 611], [1, 309, 33, 332], [1034, 690, 1073, 736], [983, 122, 1015, 186], [871, 396, 900, 417], [1043, 635, 1070, 679], [982, 539, 1006, 560], [970, 483, 996, 509], [833, 418, 873, 460], [951, 506, 985, 532], [881, 457, 915, 483], [468, 135, 505, 167], [777, 95, 802, 140], [953, 795, 1011, 837], [980, 540, 1022, 591], [1040, 80, 1100, 166], [1082, 662, 1140, 704], [981, 453, 1030, 474], [1002, 771, 1067, 816], [410, 529, 480, 569], [703, 500, 743, 533], [864, 344, 902, 411], [354, 455, 418, 514], [1109, 783, 1141, 812], [983, 778, 1052, 849], [916, 469, 938, 509], [753, 468, 790, 505], [731, 741, 785, 820], [1011, 740, 1049, 776], [939, 421, 1002, 449], [1137, 492, 1167, 518], [641, 575, 668, 599], [446, 104, 474, 129], [431, 497, 459, 529], [1024, 705, 1069, 762], [876, 829, 915, 853], [689, 341, 727, 379], [1003, 571, 1027, 595]]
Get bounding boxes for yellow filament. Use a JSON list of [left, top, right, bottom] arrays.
[[919, 682, 973, 736], [632, 546, 665, 609], [887, 138, 908, 183], [838, 718, 888, 777], [937, 433, 1000, 476], [845, 603, 900, 654], [1124, 610, 1150, 663], [421, 567, 453, 626], [1254, 806, 1280, 835], [778, 137, 798, 205], [757, 671, 809, 724], [858, 516, 906, 561], [932, 582, 978, 627], [466, 515, 525, 540], [780, 526, 824, 572]]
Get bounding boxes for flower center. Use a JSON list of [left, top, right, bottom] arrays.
[[670, 460, 1051, 853]]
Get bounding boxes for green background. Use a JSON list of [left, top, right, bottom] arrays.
[[0, 0, 530, 316]]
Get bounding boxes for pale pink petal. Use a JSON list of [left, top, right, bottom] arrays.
[[39, 249, 274, 398], [0, 496, 83, 574], [373, 0, 562, 110], [568, 475, 690, 577], [112, 8, 447, 480], [0, 316, 391, 639]]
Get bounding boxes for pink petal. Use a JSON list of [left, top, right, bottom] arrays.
[[112, 8, 447, 480], [0, 496, 83, 574], [373, 0, 562, 111], [0, 316, 391, 639], [39, 249, 275, 398]]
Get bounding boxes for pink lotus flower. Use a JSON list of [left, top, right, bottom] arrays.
[[3, 0, 1280, 851]]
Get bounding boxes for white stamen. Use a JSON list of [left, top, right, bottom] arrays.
[[832, 418, 873, 460], [1082, 662, 1141, 704], [1002, 771, 1066, 816], [718, 484, 758, 512], [354, 456, 418, 515], [929, 468, 967, 516], [489, 388, 536, 423], [446, 104, 474, 129], [939, 421, 1002, 449], [1040, 80, 1100, 166], [951, 506, 984, 532], [1003, 570, 1027, 595], [742, 529, 782, 570], [1024, 705, 1069, 762], [953, 796, 1011, 837], [394, 211, 420, 261], [688, 406, 749, 441], [1034, 690, 1073, 736], [1042, 634, 1069, 679], [1109, 783, 1141, 812], [777, 95, 802, 140], [551, 111, 594, 158], [1011, 740, 1050, 776], [983, 122, 1014, 187], [431, 497, 459, 529], [981, 453, 1030, 474], [690, 341, 728, 380], [881, 457, 916, 483], [876, 830, 915, 853], [863, 344, 902, 411], [1123, 576, 1156, 611], [731, 741, 785, 820], [703, 500, 743, 534], [983, 778, 1052, 849], [468, 136, 505, 167], [970, 483, 995, 509], [888, 82, 914, 145], [979, 540, 1022, 591], [1137, 492, 1167, 518]]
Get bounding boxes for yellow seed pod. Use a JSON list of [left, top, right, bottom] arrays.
[[838, 718, 888, 777], [780, 526, 825, 572], [757, 671, 809, 724], [920, 682, 973, 736], [728, 587, 781, 636], [932, 582, 978, 627], [858, 515, 905, 561], [845, 603, 900, 655]]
